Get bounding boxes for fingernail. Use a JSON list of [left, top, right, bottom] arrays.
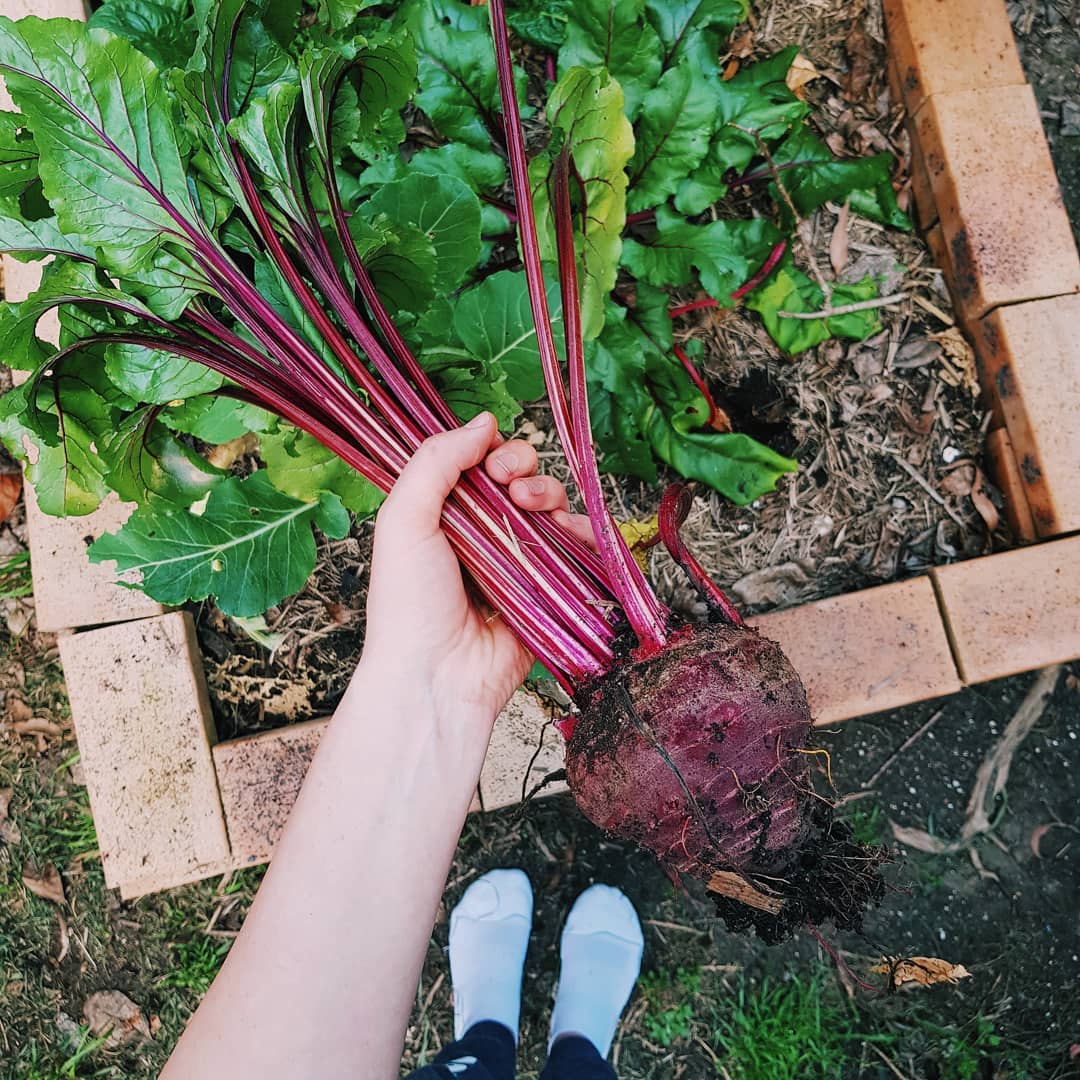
[[493, 451, 518, 477], [526, 477, 546, 495], [466, 411, 491, 429]]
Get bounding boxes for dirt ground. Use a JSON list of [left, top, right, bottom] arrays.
[[1, 1, 1079, 1078]]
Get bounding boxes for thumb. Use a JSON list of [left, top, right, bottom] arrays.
[[379, 412, 497, 538]]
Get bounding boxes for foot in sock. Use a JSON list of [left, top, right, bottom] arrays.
[[549, 884, 644, 1058], [449, 868, 533, 1042]]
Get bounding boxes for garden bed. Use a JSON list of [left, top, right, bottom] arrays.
[[193, 0, 1001, 742]]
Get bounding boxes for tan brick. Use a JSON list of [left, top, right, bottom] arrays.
[[968, 295, 1080, 537], [932, 537, 1080, 683], [215, 718, 328, 868], [985, 427, 1036, 544], [883, 0, 1025, 119], [914, 85, 1080, 321], [748, 577, 961, 724], [24, 484, 165, 632], [474, 689, 566, 812], [217, 690, 566, 868], [58, 612, 230, 896]]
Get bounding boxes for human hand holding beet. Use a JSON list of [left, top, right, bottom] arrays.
[[356, 412, 595, 738]]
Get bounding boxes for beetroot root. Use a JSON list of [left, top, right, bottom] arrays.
[[566, 620, 888, 942]]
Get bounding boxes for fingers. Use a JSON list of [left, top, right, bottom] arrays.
[[379, 412, 498, 538], [483, 440, 538, 484], [508, 474, 570, 514], [552, 508, 598, 549]]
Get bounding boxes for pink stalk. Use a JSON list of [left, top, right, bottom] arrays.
[[488, 0, 671, 651], [729, 239, 788, 302], [551, 152, 670, 648]]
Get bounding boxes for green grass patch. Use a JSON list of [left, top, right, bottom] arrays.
[[638, 966, 701, 1047], [706, 974, 895, 1078]]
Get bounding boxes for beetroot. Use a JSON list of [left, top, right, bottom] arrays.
[[567, 621, 888, 942]]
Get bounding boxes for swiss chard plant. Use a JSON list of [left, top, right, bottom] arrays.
[[0, 0, 907, 617]]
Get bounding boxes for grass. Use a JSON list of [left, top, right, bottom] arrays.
[[705, 974, 895, 1079], [839, 801, 886, 848], [638, 966, 700, 1047], [0, 551, 32, 600]]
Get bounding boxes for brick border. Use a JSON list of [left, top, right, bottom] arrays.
[[4, 0, 1079, 896]]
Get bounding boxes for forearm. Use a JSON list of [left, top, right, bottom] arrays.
[[163, 662, 492, 1080]]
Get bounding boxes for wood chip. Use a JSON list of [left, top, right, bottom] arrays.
[[82, 990, 152, 1049], [829, 200, 850, 274], [706, 870, 785, 914]]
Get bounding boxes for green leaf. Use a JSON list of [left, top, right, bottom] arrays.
[[401, 0, 513, 151], [627, 61, 719, 212], [104, 341, 224, 404], [587, 325, 657, 482], [450, 269, 564, 402], [644, 418, 797, 504], [346, 216, 438, 315], [530, 66, 634, 341], [362, 172, 481, 293], [89, 471, 350, 616], [559, 0, 662, 120], [161, 394, 275, 443], [260, 425, 385, 517], [745, 256, 883, 354], [645, 0, 748, 77], [0, 111, 39, 203], [0, 352, 132, 516], [88, 0, 196, 70], [621, 206, 782, 303], [227, 82, 306, 222], [317, 0, 380, 32], [0, 259, 147, 372], [770, 125, 910, 230], [0, 17, 196, 276], [709, 47, 808, 175], [408, 142, 508, 236], [102, 408, 223, 506], [507, 0, 572, 50]]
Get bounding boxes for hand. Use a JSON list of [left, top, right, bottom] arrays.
[[352, 412, 593, 743]]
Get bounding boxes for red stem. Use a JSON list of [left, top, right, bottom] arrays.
[[673, 344, 720, 429], [658, 484, 743, 625], [730, 239, 788, 302]]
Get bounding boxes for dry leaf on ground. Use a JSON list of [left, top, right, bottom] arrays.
[[22, 864, 65, 906], [6, 694, 32, 724], [83, 990, 152, 1049], [929, 328, 979, 397], [206, 433, 258, 470], [11, 717, 64, 738], [0, 472, 21, 524], [843, 23, 876, 102], [871, 956, 972, 989], [970, 467, 1000, 532], [730, 561, 813, 608], [785, 52, 822, 98], [617, 516, 659, 574]]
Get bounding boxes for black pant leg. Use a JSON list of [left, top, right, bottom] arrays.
[[404, 1021, 517, 1080], [538, 1035, 617, 1080]]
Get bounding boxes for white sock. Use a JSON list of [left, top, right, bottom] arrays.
[[449, 868, 533, 1042], [549, 884, 644, 1058]]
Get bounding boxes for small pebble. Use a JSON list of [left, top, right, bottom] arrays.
[[942, 445, 962, 464]]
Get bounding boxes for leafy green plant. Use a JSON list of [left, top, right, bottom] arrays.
[[0, 0, 907, 618], [638, 966, 701, 1047]]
